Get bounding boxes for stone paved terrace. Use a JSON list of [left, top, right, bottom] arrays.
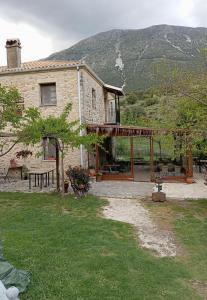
[[162, 173, 207, 200], [90, 181, 153, 198], [0, 179, 154, 197], [0, 174, 206, 199], [0, 179, 56, 193]]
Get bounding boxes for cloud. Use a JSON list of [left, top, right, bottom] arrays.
[[192, 0, 207, 27], [0, 18, 53, 65], [0, 0, 202, 51]]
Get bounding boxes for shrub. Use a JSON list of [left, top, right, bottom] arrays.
[[145, 97, 159, 106], [66, 166, 90, 197], [16, 150, 32, 159]]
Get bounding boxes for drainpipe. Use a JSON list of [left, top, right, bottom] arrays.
[[77, 66, 83, 166]]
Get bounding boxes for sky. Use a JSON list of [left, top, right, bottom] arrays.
[[0, 0, 206, 65]]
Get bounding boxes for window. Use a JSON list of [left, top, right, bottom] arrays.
[[43, 137, 56, 160], [92, 88, 96, 109], [40, 83, 57, 106]]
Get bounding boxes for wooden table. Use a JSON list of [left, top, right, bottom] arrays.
[[28, 169, 55, 190]]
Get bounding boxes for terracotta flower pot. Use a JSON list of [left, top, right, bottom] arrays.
[[186, 177, 193, 184], [96, 174, 102, 182], [64, 182, 69, 193], [89, 169, 96, 177]]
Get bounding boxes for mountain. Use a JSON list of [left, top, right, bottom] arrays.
[[47, 25, 207, 91]]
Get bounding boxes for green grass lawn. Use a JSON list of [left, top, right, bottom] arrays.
[[0, 193, 206, 299]]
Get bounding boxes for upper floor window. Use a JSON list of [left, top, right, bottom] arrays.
[[40, 83, 57, 106], [92, 88, 96, 109], [43, 137, 56, 160]]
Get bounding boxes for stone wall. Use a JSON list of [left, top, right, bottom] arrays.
[[79, 69, 106, 168], [0, 66, 110, 173], [80, 69, 105, 124], [0, 68, 81, 171]]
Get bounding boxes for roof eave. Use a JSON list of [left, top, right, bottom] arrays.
[[0, 64, 80, 76], [78, 63, 124, 95]]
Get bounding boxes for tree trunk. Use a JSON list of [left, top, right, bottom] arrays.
[[55, 143, 60, 192], [158, 141, 162, 160], [60, 146, 65, 197]]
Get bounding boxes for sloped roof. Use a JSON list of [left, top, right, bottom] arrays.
[[0, 60, 124, 95], [0, 60, 81, 74]]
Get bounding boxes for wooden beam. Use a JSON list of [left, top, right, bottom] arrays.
[[186, 144, 193, 179], [130, 137, 134, 180], [150, 136, 155, 181], [95, 144, 100, 174]]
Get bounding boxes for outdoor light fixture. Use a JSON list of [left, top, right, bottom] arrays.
[[152, 177, 166, 202], [155, 177, 163, 192]]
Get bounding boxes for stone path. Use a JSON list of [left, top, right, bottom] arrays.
[[103, 197, 177, 257], [90, 181, 153, 198]]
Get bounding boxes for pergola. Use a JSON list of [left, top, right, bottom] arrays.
[[87, 124, 193, 183]]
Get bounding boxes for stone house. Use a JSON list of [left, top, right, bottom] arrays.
[[0, 39, 123, 172], [0, 39, 193, 183]]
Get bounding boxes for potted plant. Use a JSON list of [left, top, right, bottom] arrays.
[[96, 172, 102, 182], [10, 159, 17, 168], [66, 166, 90, 197], [16, 150, 33, 160], [64, 179, 70, 193]]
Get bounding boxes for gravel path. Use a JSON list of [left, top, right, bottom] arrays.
[[103, 198, 177, 257]]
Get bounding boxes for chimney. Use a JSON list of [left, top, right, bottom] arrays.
[[5, 39, 21, 68]]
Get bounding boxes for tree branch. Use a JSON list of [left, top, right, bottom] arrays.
[[0, 140, 19, 157]]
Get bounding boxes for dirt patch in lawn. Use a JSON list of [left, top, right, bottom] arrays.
[[190, 280, 207, 300], [103, 198, 177, 257], [143, 199, 188, 257]]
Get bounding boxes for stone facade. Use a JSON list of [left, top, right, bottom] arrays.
[[80, 69, 105, 124], [0, 65, 117, 172]]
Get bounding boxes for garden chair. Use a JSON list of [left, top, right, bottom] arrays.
[[174, 166, 181, 176], [161, 165, 168, 177]]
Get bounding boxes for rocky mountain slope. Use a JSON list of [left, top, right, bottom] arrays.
[[47, 25, 207, 90]]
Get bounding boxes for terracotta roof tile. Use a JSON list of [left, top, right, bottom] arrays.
[[0, 60, 81, 73]]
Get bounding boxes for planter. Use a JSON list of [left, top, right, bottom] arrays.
[[64, 182, 69, 193], [152, 192, 166, 202], [96, 174, 102, 182], [186, 177, 193, 184], [10, 159, 17, 168], [89, 169, 96, 177]]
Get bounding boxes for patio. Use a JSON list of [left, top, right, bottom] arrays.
[[162, 173, 207, 199], [87, 124, 193, 183], [0, 179, 56, 193], [0, 173, 206, 199]]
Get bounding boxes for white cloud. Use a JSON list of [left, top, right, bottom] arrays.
[[179, 0, 196, 26], [0, 0, 206, 64], [0, 18, 54, 65]]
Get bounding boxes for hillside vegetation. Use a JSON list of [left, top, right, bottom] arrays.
[[47, 25, 207, 90]]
